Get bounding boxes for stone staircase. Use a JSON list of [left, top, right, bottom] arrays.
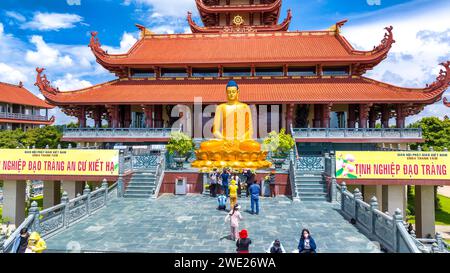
[[294, 172, 328, 201], [124, 169, 157, 198]]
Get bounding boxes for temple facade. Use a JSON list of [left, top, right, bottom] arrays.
[[35, 0, 450, 151], [0, 81, 54, 131]]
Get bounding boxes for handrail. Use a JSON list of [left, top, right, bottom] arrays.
[[2, 215, 35, 253], [291, 127, 422, 139], [337, 182, 421, 253], [2, 179, 118, 252], [0, 112, 48, 121], [152, 150, 166, 199]]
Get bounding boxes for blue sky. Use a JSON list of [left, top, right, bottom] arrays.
[[0, 0, 449, 124]]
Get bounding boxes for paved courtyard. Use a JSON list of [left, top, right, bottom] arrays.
[[46, 194, 381, 253]]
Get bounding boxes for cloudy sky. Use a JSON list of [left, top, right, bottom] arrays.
[[0, 0, 449, 125]]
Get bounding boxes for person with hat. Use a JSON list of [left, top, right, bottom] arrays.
[[236, 229, 252, 253], [225, 203, 243, 241]]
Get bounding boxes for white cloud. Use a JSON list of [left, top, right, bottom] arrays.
[[67, 0, 81, 5], [341, 1, 450, 123], [0, 63, 28, 83], [123, 0, 195, 18], [22, 12, 83, 31], [25, 35, 74, 67], [53, 74, 92, 91], [104, 32, 139, 54], [5, 11, 26, 22]]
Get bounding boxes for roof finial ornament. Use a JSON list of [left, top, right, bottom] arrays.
[[328, 19, 348, 33], [18, 81, 23, 88], [89, 31, 106, 55], [427, 61, 450, 92], [35, 67, 59, 95], [136, 24, 153, 38], [372, 26, 395, 53], [444, 97, 450, 107]]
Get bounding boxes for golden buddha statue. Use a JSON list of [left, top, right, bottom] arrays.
[[192, 80, 272, 171]]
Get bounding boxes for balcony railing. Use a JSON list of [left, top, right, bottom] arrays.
[[291, 128, 422, 140], [0, 112, 48, 121], [63, 127, 181, 139]]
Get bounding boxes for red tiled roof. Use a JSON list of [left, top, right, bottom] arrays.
[[39, 77, 445, 105], [90, 30, 393, 67], [0, 82, 53, 108]]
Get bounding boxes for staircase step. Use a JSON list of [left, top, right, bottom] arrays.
[[298, 188, 326, 193], [127, 185, 156, 191], [299, 196, 328, 201], [124, 194, 151, 198], [298, 192, 328, 197], [125, 189, 154, 194]]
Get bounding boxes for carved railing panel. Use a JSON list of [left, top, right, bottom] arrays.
[[292, 128, 422, 140], [297, 156, 325, 172]]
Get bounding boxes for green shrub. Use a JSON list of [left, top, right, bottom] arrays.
[[263, 128, 295, 157], [166, 132, 194, 157]]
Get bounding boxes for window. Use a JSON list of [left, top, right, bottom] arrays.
[[192, 68, 219, 77], [161, 68, 188, 78], [223, 67, 251, 77], [288, 67, 316, 76], [131, 69, 155, 78], [322, 66, 350, 76], [255, 67, 284, 76]]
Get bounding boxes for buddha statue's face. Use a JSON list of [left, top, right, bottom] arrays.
[[226, 86, 239, 102]]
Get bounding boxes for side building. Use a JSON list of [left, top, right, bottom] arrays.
[[0, 81, 54, 131]]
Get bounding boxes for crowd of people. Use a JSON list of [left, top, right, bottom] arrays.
[[210, 167, 317, 253]]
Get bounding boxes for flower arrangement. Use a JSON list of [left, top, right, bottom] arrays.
[[263, 128, 295, 158], [166, 132, 194, 157], [336, 153, 358, 179]]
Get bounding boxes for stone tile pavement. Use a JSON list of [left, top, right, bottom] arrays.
[[46, 194, 381, 253]]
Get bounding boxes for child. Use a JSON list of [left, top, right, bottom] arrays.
[[225, 204, 242, 241], [236, 229, 252, 253], [267, 239, 286, 253], [217, 194, 227, 210]]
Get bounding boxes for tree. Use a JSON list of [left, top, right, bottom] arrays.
[[0, 126, 71, 149], [408, 117, 450, 151]]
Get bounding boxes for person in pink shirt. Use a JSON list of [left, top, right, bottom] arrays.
[[225, 204, 243, 241]]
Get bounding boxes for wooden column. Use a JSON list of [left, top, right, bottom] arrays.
[[368, 107, 377, 128], [94, 106, 102, 128], [313, 104, 321, 128], [358, 104, 370, 129], [286, 104, 294, 130], [321, 104, 331, 128], [347, 104, 356, 128], [142, 105, 153, 128], [124, 105, 132, 128], [106, 105, 119, 128], [381, 105, 390, 128], [396, 104, 406, 128], [78, 106, 86, 128]]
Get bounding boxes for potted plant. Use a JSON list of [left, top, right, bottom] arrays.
[[166, 132, 194, 169], [263, 128, 295, 169]]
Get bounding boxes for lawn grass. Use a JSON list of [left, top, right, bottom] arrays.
[[407, 194, 450, 226]]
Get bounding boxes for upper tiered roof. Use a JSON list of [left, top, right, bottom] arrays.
[[89, 24, 395, 76], [195, 0, 283, 31]]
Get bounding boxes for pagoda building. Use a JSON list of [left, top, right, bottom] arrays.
[[35, 0, 450, 149], [0, 81, 54, 131]]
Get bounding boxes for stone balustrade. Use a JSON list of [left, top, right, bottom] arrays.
[[0, 112, 48, 121], [63, 127, 180, 139], [291, 127, 422, 140], [334, 182, 448, 253], [1, 180, 117, 253]]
